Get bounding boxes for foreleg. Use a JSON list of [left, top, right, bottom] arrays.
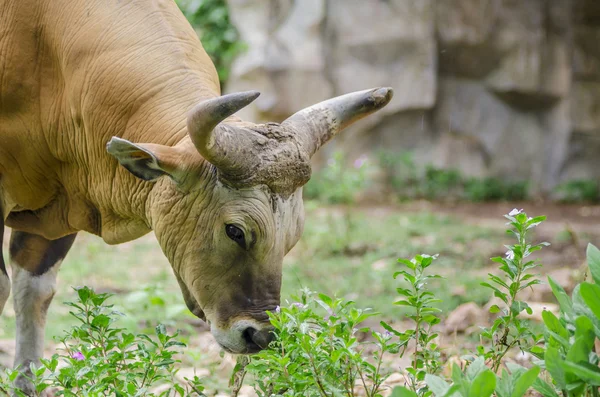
[[10, 232, 76, 395]]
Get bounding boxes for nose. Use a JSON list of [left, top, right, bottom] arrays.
[[242, 326, 275, 352]]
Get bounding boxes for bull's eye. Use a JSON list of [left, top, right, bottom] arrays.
[[225, 224, 246, 248]]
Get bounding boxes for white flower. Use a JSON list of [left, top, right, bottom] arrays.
[[275, 305, 281, 313], [506, 250, 515, 260], [508, 208, 523, 216]]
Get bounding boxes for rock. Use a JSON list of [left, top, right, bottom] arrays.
[[224, 0, 600, 190], [560, 132, 600, 182], [433, 78, 547, 183], [486, 10, 570, 107], [226, 0, 332, 121], [571, 81, 600, 133], [573, 26, 600, 80], [326, 0, 437, 114], [444, 302, 486, 334], [436, 0, 502, 79]]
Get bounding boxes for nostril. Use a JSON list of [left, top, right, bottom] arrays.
[[250, 327, 275, 349], [242, 327, 257, 346]]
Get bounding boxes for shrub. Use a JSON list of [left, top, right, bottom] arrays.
[[4, 211, 600, 396], [376, 150, 530, 203], [554, 179, 600, 203], [0, 287, 205, 396], [479, 209, 548, 372], [532, 243, 600, 396]]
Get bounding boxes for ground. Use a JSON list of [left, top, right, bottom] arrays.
[[1, 200, 598, 394]]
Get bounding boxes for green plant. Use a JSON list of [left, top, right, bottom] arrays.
[[416, 358, 539, 397], [464, 178, 529, 202], [533, 243, 600, 397], [376, 150, 530, 203], [378, 150, 420, 199], [479, 209, 548, 371], [0, 287, 205, 396], [176, 0, 245, 84], [244, 289, 394, 396], [421, 166, 462, 201], [383, 254, 444, 397], [304, 151, 373, 204], [554, 180, 599, 203]]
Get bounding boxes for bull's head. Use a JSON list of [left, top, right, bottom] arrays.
[[106, 88, 393, 353]]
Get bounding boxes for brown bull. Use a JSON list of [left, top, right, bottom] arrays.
[[0, 0, 392, 393]]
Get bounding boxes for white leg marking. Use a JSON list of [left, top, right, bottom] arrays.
[[0, 271, 9, 315], [12, 261, 61, 375]]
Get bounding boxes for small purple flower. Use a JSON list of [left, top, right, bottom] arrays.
[[291, 302, 306, 310], [353, 155, 368, 169], [71, 351, 85, 361], [384, 331, 393, 338], [275, 305, 281, 314]]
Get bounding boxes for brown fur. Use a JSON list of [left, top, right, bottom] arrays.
[[0, 0, 217, 243]]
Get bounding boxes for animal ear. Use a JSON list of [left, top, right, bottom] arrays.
[[106, 137, 184, 182]]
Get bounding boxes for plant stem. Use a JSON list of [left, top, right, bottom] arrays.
[[369, 346, 386, 396], [308, 350, 329, 397]]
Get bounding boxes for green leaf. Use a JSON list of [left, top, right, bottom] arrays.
[[451, 363, 469, 396], [573, 315, 595, 351], [545, 345, 566, 389], [510, 366, 540, 397], [469, 369, 496, 397], [495, 369, 512, 397], [466, 356, 488, 382], [580, 282, 600, 319], [541, 310, 568, 340], [572, 284, 600, 338], [155, 323, 167, 336], [561, 361, 600, 386], [91, 314, 110, 329], [532, 377, 560, 397], [587, 243, 600, 285], [391, 386, 418, 397], [425, 374, 451, 396], [76, 287, 91, 304], [548, 276, 573, 316]]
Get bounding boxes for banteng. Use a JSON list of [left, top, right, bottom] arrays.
[[0, 0, 392, 393]]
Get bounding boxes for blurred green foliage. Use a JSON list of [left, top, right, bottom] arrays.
[[554, 179, 599, 203], [304, 151, 374, 205], [175, 0, 245, 84], [378, 150, 530, 202]]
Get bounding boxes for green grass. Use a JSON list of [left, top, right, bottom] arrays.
[[282, 202, 500, 320], [1, 203, 502, 342]]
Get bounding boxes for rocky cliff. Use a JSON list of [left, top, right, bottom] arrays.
[[225, 0, 600, 192]]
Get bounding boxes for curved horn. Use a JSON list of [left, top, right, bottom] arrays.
[[282, 87, 393, 157], [187, 91, 260, 168]]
